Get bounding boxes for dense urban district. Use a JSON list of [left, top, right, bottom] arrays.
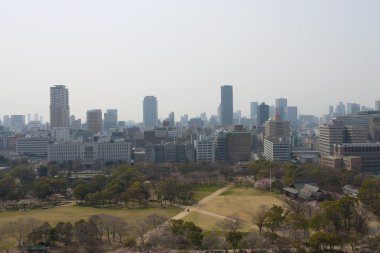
[[1, 85, 380, 253]]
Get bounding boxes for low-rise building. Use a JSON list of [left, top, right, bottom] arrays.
[[48, 139, 131, 165], [16, 138, 51, 157]]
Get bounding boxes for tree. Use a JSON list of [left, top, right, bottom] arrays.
[[1, 218, 42, 246], [73, 183, 94, 202], [28, 222, 51, 245], [146, 213, 167, 231], [226, 231, 243, 252], [217, 215, 243, 233], [136, 220, 150, 248], [170, 219, 204, 249], [125, 181, 150, 207], [37, 165, 49, 177], [55, 222, 74, 246], [202, 231, 223, 251], [0, 176, 20, 200], [74, 220, 101, 253], [10, 165, 36, 185], [309, 232, 341, 251], [157, 177, 178, 205], [264, 205, 288, 233], [253, 205, 269, 234], [217, 215, 243, 252]]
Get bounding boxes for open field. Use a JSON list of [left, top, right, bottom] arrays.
[[0, 205, 182, 250], [193, 185, 222, 202], [183, 211, 220, 231], [189, 187, 285, 231]]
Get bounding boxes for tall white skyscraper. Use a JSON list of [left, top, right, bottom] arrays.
[[143, 96, 158, 129], [50, 85, 70, 128]]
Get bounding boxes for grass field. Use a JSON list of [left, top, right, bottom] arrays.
[[188, 187, 285, 232], [183, 211, 220, 231], [0, 205, 182, 250], [193, 185, 222, 202]]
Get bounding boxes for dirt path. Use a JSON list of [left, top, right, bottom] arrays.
[[170, 184, 233, 220], [139, 184, 233, 244]]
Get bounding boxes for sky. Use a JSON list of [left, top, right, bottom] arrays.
[[0, 0, 379, 122]]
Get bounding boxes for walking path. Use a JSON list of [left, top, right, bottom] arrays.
[[140, 184, 233, 244], [170, 184, 232, 220]]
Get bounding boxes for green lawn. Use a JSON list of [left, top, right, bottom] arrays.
[[0, 205, 182, 251], [193, 185, 222, 202]]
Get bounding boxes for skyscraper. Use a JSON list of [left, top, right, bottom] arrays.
[[376, 100, 380, 111], [143, 96, 158, 129], [275, 98, 287, 121], [286, 106, 298, 126], [50, 85, 70, 128], [104, 109, 118, 131], [220, 85, 233, 125], [250, 102, 258, 120], [250, 101, 258, 127], [257, 102, 269, 127], [87, 109, 102, 135], [347, 103, 360, 115]]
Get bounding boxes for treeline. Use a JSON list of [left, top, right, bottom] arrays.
[[0, 212, 168, 253], [74, 166, 216, 207], [0, 161, 226, 207], [144, 197, 378, 252]]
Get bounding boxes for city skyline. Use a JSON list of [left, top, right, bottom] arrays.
[[0, 1, 379, 121]]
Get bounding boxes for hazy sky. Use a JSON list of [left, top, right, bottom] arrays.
[[0, 0, 379, 122]]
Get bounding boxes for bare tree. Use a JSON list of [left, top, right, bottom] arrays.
[[1, 218, 41, 247], [252, 205, 269, 234], [146, 213, 167, 231], [136, 221, 150, 247], [110, 217, 131, 243], [202, 231, 223, 251], [89, 215, 105, 243], [217, 214, 243, 233]]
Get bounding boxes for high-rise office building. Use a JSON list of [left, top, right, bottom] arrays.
[[180, 114, 189, 127], [10, 115, 25, 130], [263, 120, 291, 162], [376, 100, 380, 111], [335, 102, 346, 116], [168, 112, 175, 127], [347, 103, 361, 115], [220, 85, 233, 125], [104, 109, 118, 131], [286, 106, 298, 126], [87, 109, 102, 135], [257, 103, 269, 127], [143, 96, 158, 129], [250, 102, 258, 124], [275, 98, 287, 121], [50, 85, 70, 128], [329, 106, 334, 115]]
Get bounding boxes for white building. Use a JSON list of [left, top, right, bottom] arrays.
[[195, 138, 215, 162], [263, 138, 291, 162], [48, 140, 131, 165], [17, 138, 51, 157], [48, 142, 81, 163]]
